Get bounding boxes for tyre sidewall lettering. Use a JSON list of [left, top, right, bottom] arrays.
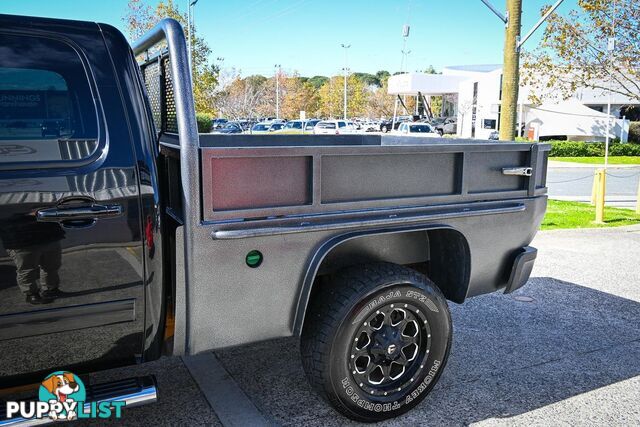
[[329, 285, 450, 417]]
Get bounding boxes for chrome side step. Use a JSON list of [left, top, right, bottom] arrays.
[[0, 376, 157, 426]]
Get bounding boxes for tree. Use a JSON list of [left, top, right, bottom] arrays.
[[307, 75, 329, 89], [317, 77, 343, 118], [522, 0, 640, 104], [376, 70, 391, 82], [317, 75, 369, 118], [422, 65, 439, 74], [353, 72, 381, 87], [281, 74, 320, 119], [124, 0, 219, 116], [366, 78, 394, 118], [214, 72, 270, 119]]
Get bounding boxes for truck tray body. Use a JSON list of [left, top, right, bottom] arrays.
[[161, 134, 548, 354]]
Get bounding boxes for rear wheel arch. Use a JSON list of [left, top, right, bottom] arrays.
[[293, 225, 471, 335]]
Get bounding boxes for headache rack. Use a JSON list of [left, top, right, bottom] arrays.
[[139, 51, 179, 135], [133, 19, 199, 357]]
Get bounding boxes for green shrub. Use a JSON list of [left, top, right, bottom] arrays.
[[549, 141, 604, 157], [549, 140, 640, 157], [629, 121, 640, 143], [609, 143, 640, 156], [196, 113, 212, 133]]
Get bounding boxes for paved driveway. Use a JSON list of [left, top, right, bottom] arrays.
[[75, 226, 640, 426], [547, 163, 640, 209]]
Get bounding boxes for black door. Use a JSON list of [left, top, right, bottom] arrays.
[[0, 29, 145, 383]]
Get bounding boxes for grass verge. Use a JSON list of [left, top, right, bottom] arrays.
[[549, 156, 640, 165], [541, 199, 640, 230]]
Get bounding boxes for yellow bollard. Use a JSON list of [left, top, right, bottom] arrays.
[[594, 169, 606, 224], [636, 177, 640, 215], [590, 169, 598, 205]]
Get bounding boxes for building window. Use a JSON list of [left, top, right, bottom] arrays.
[[483, 119, 497, 129]]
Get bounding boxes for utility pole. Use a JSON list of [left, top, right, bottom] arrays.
[[187, 0, 199, 72], [341, 44, 350, 120], [498, 0, 522, 141], [274, 64, 281, 119], [481, 0, 564, 141]]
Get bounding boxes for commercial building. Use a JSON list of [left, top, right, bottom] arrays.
[[388, 65, 638, 141]]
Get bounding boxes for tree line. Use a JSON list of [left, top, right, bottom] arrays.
[[214, 69, 399, 120]]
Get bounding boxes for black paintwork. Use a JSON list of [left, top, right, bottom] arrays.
[[0, 14, 163, 387]]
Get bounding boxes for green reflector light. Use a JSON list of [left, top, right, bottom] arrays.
[[246, 250, 263, 268]]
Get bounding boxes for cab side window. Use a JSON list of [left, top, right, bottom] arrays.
[[0, 33, 99, 164]]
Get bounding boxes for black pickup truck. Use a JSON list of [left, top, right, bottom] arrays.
[[0, 14, 549, 423]]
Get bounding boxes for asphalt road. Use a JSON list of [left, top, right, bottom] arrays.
[[547, 164, 640, 208], [66, 225, 640, 426]]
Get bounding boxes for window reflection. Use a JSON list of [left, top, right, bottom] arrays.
[[0, 34, 98, 163]]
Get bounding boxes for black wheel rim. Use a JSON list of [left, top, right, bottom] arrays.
[[348, 302, 431, 397]]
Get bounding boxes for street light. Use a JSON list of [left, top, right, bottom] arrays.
[[400, 49, 411, 73], [187, 0, 199, 71], [274, 64, 281, 119], [341, 44, 351, 120]]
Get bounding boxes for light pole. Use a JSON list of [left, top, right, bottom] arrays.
[[274, 64, 281, 119], [187, 0, 199, 72], [341, 43, 350, 120], [400, 49, 411, 73], [480, 0, 565, 141]]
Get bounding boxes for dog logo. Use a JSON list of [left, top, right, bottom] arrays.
[[38, 371, 86, 421], [6, 370, 125, 421]]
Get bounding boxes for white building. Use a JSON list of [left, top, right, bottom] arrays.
[[388, 65, 638, 141]]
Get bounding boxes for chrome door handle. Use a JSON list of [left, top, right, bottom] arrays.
[[502, 167, 533, 177], [37, 204, 123, 222]]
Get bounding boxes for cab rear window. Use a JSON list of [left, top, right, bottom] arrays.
[[0, 33, 99, 164]]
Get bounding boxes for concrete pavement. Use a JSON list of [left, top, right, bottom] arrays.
[[67, 225, 640, 426], [547, 164, 640, 209]]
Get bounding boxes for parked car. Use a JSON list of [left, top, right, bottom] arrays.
[[250, 121, 284, 134], [379, 118, 408, 133], [217, 122, 244, 134], [361, 120, 379, 132], [0, 14, 550, 424], [211, 118, 228, 130], [394, 122, 441, 137], [304, 119, 321, 133], [313, 119, 355, 135], [281, 120, 306, 131], [432, 117, 457, 135]]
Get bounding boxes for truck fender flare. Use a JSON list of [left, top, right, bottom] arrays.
[[292, 223, 468, 335]]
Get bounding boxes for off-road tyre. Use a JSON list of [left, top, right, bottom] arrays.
[[300, 262, 452, 422]]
